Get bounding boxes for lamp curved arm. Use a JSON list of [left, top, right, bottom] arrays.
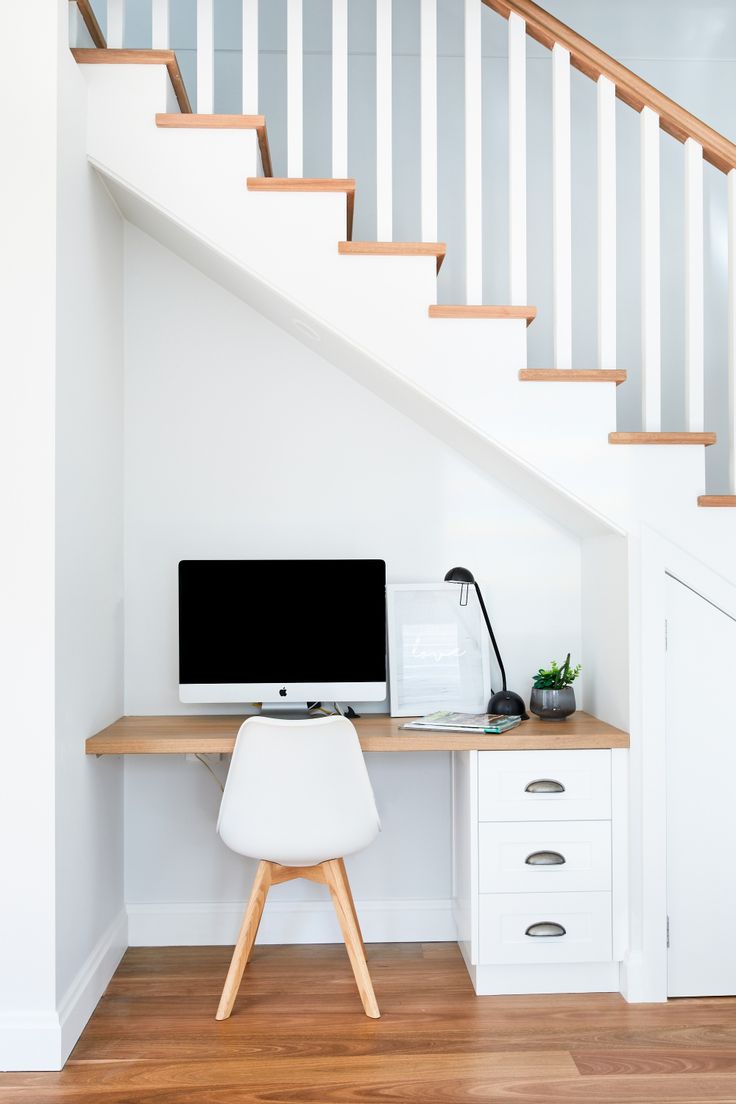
[[474, 582, 507, 693]]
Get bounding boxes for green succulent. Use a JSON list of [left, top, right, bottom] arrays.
[[532, 653, 581, 690]]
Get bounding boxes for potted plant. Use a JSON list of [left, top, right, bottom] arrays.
[[530, 654, 581, 721]]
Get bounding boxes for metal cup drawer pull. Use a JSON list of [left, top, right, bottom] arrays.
[[525, 921, 567, 938], [525, 850, 566, 866], [524, 779, 565, 794]]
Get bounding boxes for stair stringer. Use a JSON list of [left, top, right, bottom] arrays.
[[103, 169, 615, 540], [77, 61, 736, 573]]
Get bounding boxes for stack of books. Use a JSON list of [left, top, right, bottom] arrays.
[[401, 710, 523, 734]]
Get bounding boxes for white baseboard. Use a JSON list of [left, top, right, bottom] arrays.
[[58, 909, 128, 1065], [128, 897, 456, 947], [469, 961, 621, 996], [0, 910, 127, 1073], [0, 1012, 62, 1074], [457, 941, 621, 996], [619, 951, 668, 1003]]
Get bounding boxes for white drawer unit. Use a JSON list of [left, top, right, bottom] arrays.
[[478, 820, 612, 894], [452, 743, 627, 995], [478, 891, 613, 965], [477, 749, 611, 822]]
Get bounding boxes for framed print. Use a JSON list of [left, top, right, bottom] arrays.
[[387, 583, 491, 717]]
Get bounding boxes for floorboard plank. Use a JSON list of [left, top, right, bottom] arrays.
[[572, 1048, 736, 1076], [2, 945, 736, 1103]]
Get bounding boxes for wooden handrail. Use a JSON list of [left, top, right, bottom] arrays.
[[71, 0, 106, 49], [483, 0, 736, 174]]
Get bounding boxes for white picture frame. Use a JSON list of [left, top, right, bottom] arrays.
[[387, 583, 492, 717]]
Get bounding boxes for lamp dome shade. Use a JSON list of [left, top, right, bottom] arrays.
[[444, 566, 475, 584], [489, 689, 529, 721]]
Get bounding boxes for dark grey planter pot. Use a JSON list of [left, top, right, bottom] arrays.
[[530, 686, 576, 721]]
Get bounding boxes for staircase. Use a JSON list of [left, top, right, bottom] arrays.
[[69, 0, 736, 568]]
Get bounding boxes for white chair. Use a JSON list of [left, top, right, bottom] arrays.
[[215, 714, 382, 1019]]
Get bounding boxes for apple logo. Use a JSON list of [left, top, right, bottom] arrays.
[[279, 686, 287, 697]]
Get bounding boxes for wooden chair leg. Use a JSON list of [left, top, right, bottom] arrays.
[[335, 857, 367, 956], [216, 860, 272, 1021], [324, 858, 380, 1018], [241, 880, 269, 972]]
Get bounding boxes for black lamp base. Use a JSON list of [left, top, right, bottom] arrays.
[[488, 689, 529, 721]]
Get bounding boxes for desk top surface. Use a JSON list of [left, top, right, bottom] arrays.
[[86, 711, 629, 754]]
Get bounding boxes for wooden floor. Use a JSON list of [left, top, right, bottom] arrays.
[[3, 943, 736, 1101]]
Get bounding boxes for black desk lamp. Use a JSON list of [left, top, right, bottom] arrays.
[[444, 566, 528, 720]]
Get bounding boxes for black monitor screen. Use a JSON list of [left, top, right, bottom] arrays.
[[178, 559, 387, 684]]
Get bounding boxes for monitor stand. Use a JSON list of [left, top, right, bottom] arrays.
[[260, 701, 314, 720]]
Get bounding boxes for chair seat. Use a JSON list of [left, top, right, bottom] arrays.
[[217, 715, 381, 866], [215, 715, 382, 1019]]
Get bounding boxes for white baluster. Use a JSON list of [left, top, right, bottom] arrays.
[[242, 0, 259, 115], [684, 138, 705, 432], [597, 76, 616, 371], [107, 0, 124, 48], [508, 12, 527, 305], [420, 0, 438, 243], [552, 44, 572, 368], [729, 171, 736, 491], [376, 0, 392, 240], [332, 0, 348, 178], [641, 106, 661, 431], [287, 0, 303, 176], [464, 0, 482, 303], [196, 0, 214, 114], [152, 0, 169, 49]]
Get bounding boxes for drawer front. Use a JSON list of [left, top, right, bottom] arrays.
[[478, 749, 611, 822], [479, 821, 612, 894], [478, 891, 612, 964]]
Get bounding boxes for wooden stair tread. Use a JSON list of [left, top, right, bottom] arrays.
[[72, 0, 106, 48], [521, 369, 626, 384], [609, 432, 716, 445], [247, 178, 355, 191], [339, 241, 446, 273], [72, 48, 191, 114], [518, 370, 626, 384], [157, 113, 265, 128], [698, 495, 736, 507], [157, 113, 272, 177], [247, 177, 356, 240], [429, 305, 537, 326]]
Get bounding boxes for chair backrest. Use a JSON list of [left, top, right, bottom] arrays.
[[217, 714, 381, 867]]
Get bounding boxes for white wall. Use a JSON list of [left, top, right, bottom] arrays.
[[54, 39, 126, 1039], [581, 534, 629, 733], [0, 0, 126, 1071], [0, 0, 59, 1071], [123, 225, 583, 942]]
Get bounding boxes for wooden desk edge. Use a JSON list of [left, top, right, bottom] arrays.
[[86, 713, 629, 755]]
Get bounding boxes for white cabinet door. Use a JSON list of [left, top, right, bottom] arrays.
[[478, 749, 611, 822], [479, 820, 612, 894], [666, 575, 736, 996], [478, 891, 612, 964]]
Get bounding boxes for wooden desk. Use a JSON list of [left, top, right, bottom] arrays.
[[86, 711, 629, 998], [86, 711, 628, 755]]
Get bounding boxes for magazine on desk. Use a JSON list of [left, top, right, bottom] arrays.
[[401, 710, 522, 734]]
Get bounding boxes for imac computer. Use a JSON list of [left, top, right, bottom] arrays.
[[178, 559, 387, 711]]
